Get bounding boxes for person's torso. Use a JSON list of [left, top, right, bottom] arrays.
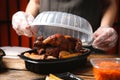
[[39, 0, 110, 31]]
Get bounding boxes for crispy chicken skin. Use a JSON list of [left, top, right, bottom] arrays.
[[43, 34, 65, 47]]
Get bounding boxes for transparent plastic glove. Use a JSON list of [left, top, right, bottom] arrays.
[[12, 11, 37, 37], [92, 26, 118, 51]]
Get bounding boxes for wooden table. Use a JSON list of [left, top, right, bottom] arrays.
[[0, 52, 119, 80]]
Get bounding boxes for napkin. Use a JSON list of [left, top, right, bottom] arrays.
[[0, 46, 31, 58]]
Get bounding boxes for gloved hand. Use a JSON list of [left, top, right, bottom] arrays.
[[92, 26, 118, 51], [12, 11, 37, 37]]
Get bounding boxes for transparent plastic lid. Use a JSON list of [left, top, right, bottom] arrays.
[[31, 11, 93, 46]]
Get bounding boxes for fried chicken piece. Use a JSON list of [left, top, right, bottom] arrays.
[[43, 34, 65, 47], [24, 52, 45, 60], [29, 53, 45, 60], [59, 51, 82, 59], [45, 47, 60, 57], [34, 36, 44, 49]]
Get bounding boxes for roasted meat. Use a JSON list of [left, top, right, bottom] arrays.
[[33, 34, 82, 58]]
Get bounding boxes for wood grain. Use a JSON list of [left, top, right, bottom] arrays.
[[0, 53, 119, 80]]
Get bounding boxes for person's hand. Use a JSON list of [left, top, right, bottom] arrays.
[[92, 26, 118, 51], [12, 11, 37, 37]]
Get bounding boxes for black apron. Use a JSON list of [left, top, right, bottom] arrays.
[[39, 0, 110, 32]]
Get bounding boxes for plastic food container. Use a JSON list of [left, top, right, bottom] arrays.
[[90, 58, 120, 80], [31, 11, 93, 46], [19, 48, 91, 74]]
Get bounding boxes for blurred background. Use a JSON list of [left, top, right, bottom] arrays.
[[0, 0, 35, 48], [0, 0, 119, 54]]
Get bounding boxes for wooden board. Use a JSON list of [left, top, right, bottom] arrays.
[[3, 58, 26, 70]]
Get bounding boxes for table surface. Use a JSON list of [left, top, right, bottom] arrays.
[[0, 52, 119, 80]]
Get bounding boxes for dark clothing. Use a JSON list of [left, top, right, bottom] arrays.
[[39, 0, 110, 31]]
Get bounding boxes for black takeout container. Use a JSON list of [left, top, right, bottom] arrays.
[[0, 48, 5, 69], [18, 48, 91, 74]]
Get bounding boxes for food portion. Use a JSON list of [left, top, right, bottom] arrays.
[[93, 61, 120, 80], [45, 74, 63, 80], [24, 34, 88, 60]]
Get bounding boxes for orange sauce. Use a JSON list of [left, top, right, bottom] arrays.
[[93, 62, 120, 80]]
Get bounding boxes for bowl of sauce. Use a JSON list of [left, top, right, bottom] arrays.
[[90, 58, 120, 80]]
